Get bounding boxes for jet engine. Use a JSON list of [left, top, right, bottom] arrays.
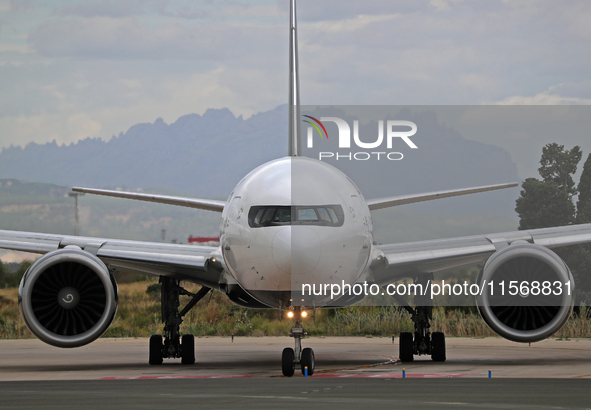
[[476, 242, 574, 343], [19, 248, 118, 348]]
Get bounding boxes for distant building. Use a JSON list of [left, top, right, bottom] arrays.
[[187, 236, 220, 247]]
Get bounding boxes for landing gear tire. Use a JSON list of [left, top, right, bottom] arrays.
[[431, 331, 446, 362], [300, 347, 315, 376], [399, 331, 414, 362], [181, 334, 195, 365], [149, 334, 163, 365], [282, 347, 295, 377], [152, 278, 211, 364]]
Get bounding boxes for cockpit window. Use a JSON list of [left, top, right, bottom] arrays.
[[298, 208, 317, 221], [248, 205, 344, 227]]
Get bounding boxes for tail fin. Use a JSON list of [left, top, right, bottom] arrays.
[[288, 0, 301, 157]]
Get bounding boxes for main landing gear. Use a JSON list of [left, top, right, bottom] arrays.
[[149, 277, 211, 365], [282, 306, 315, 377], [392, 274, 446, 363]]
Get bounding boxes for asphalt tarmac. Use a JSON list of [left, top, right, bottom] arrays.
[[1, 337, 590, 409], [1, 378, 590, 410]]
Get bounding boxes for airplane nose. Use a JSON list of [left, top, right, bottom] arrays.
[[272, 226, 321, 274]]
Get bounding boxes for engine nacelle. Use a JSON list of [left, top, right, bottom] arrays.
[[19, 248, 118, 348], [476, 243, 574, 343]]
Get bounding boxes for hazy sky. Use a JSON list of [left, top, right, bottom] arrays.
[[1, 0, 591, 178]]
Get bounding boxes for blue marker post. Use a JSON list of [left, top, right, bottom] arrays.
[[304, 366, 308, 378], [232, 335, 234, 343], [488, 370, 491, 378], [402, 368, 406, 378], [392, 334, 395, 344]]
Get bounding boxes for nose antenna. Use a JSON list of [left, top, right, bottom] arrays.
[[288, 0, 301, 157]]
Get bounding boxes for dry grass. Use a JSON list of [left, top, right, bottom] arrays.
[[0, 287, 31, 339], [1, 281, 590, 340], [555, 306, 591, 339], [432, 308, 497, 337]]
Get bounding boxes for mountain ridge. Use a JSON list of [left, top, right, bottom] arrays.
[[0, 105, 519, 216]]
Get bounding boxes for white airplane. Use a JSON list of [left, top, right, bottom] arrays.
[[1, 0, 591, 377]]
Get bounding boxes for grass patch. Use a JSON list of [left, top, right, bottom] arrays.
[[1, 280, 590, 339]]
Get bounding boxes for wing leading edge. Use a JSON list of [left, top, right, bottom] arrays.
[[0, 230, 222, 288], [72, 187, 225, 213], [371, 223, 591, 286], [367, 182, 518, 211]]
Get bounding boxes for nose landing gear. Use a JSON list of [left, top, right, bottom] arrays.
[[282, 307, 315, 377]]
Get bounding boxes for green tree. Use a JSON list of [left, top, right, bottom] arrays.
[[515, 143, 591, 306], [576, 153, 591, 224], [574, 153, 591, 302], [538, 143, 582, 196], [0, 260, 31, 289], [516, 144, 581, 230], [516, 178, 575, 229], [0, 261, 8, 288]]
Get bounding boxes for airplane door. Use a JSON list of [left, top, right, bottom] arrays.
[[224, 195, 243, 234]]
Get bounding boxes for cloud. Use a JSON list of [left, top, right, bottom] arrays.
[[276, 0, 431, 21], [57, 1, 281, 20], [0, 0, 30, 13], [495, 92, 591, 105], [0, 59, 286, 147], [494, 82, 591, 105], [28, 16, 284, 62], [429, 0, 472, 12], [2, 0, 591, 152], [0, 43, 32, 53], [58, 0, 159, 18], [310, 14, 399, 34], [0, 112, 98, 147]]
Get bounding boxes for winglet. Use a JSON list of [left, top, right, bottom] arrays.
[[288, 0, 301, 157]]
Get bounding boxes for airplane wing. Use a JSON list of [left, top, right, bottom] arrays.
[[0, 230, 222, 288], [367, 182, 518, 211], [72, 187, 226, 212], [371, 223, 591, 285]]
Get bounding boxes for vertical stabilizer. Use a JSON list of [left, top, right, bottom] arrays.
[[288, 0, 301, 156]]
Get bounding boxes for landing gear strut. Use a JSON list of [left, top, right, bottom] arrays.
[[149, 277, 211, 365], [393, 274, 446, 362], [282, 306, 315, 377]]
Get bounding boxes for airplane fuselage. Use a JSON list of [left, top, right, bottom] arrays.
[[220, 156, 373, 308]]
